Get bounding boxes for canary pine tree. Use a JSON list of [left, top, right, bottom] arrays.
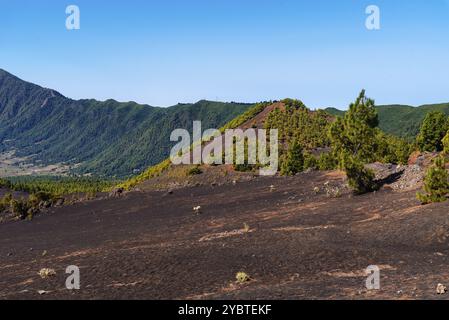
[[417, 156, 449, 204], [280, 140, 304, 176], [329, 90, 378, 194], [417, 111, 449, 152], [443, 130, 449, 155]]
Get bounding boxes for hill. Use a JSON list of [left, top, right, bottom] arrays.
[[0, 69, 253, 177], [324, 103, 449, 140]]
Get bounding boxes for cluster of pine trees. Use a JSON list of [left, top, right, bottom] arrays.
[[269, 93, 413, 194], [414, 111, 449, 204], [0, 176, 117, 220], [0, 176, 115, 196]]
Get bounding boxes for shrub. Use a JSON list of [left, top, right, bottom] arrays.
[[417, 156, 449, 204], [343, 155, 376, 195], [233, 163, 255, 172], [318, 152, 338, 170], [375, 131, 413, 165], [443, 131, 449, 155], [303, 152, 318, 170], [28, 191, 53, 206], [236, 272, 250, 283], [187, 166, 203, 176], [10, 198, 31, 220], [280, 140, 304, 176], [0, 193, 12, 213]]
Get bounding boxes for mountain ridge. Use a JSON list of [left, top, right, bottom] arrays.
[[2, 68, 449, 177], [325, 103, 449, 139], [0, 69, 254, 177]]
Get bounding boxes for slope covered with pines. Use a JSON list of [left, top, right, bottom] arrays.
[[0, 69, 253, 177]]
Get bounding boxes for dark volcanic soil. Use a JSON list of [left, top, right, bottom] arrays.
[[1, 171, 449, 300]]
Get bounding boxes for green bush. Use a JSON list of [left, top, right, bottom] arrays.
[[343, 154, 376, 195], [417, 156, 449, 204], [318, 152, 338, 170], [303, 152, 318, 170], [10, 198, 31, 220], [0, 193, 12, 213], [187, 166, 203, 176], [443, 131, 449, 155], [280, 140, 304, 176], [417, 111, 449, 152], [233, 163, 255, 172]]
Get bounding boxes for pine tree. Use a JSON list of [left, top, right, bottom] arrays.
[[329, 90, 379, 165], [280, 140, 304, 176], [417, 111, 449, 152], [417, 156, 449, 204], [328, 90, 378, 194], [443, 130, 449, 155]]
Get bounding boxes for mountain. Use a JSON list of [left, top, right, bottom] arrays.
[[324, 103, 449, 140], [0, 69, 253, 177]]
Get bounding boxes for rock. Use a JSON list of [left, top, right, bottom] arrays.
[[366, 163, 424, 191], [193, 206, 202, 214], [436, 283, 447, 295], [37, 290, 49, 295]]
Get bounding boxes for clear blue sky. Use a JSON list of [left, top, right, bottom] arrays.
[[1, 0, 449, 109]]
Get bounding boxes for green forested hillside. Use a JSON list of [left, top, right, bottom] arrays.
[[324, 103, 449, 140], [0, 69, 253, 177]]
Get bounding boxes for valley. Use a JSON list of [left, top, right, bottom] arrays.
[[0, 151, 71, 177], [1, 69, 449, 301]]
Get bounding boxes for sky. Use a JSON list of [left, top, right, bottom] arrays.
[[1, 0, 449, 109]]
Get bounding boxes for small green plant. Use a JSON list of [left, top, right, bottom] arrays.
[[303, 152, 318, 170], [187, 166, 203, 176], [0, 193, 12, 213], [10, 198, 31, 220], [236, 272, 250, 284], [417, 156, 449, 204], [324, 182, 342, 198]]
